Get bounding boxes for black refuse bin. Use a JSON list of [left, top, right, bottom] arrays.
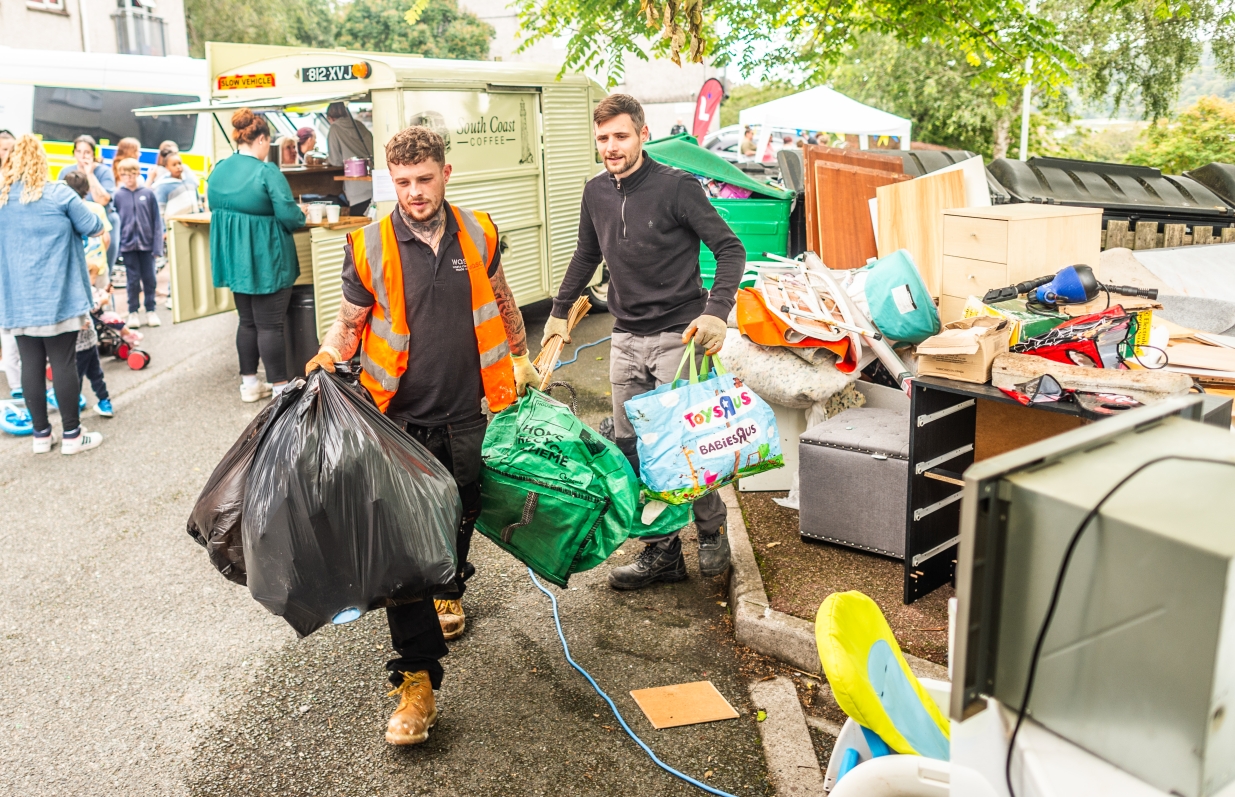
[[284, 285, 319, 380]]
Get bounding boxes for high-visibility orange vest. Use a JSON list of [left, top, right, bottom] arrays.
[[348, 205, 517, 414]]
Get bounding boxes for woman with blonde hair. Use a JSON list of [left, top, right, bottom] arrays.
[[277, 136, 300, 166], [0, 135, 106, 454]]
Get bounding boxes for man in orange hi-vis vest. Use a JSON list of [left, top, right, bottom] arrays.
[[305, 125, 539, 747]]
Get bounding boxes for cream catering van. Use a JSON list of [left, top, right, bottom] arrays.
[[136, 42, 606, 342]]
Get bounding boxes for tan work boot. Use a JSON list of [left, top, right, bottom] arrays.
[[386, 671, 437, 745], [435, 599, 466, 640]]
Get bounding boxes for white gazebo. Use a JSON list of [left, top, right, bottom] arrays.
[[739, 86, 912, 150]]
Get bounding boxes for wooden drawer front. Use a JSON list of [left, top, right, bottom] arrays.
[[943, 214, 1008, 262], [941, 255, 1009, 300], [938, 295, 969, 325]]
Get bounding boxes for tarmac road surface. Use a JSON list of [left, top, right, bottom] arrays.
[[0, 304, 771, 796]]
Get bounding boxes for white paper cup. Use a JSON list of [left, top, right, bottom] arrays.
[[308, 204, 325, 224], [325, 205, 341, 223]]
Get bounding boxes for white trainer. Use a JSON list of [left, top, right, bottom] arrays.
[[146, 311, 162, 327], [61, 428, 103, 455], [240, 381, 272, 403], [32, 430, 59, 454], [126, 312, 141, 329]]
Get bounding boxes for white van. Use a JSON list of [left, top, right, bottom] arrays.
[[0, 46, 211, 177]]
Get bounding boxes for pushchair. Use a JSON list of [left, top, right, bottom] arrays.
[[93, 306, 151, 370]]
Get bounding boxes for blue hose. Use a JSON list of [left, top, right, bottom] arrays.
[[527, 568, 739, 797], [551, 336, 612, 369]]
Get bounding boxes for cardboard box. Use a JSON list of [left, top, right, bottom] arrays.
[[917, 316, 1011, 383]]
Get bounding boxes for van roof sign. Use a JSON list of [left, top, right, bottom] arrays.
[[300, 63, 371, 83]]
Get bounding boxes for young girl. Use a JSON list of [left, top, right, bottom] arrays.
[[62, 171, 115, 417]]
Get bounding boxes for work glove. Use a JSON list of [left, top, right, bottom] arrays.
[[541, 315, 571, 347], [306, 346, 340, 375], [683, 314, 728, 355], [511, 353, 540, 396]]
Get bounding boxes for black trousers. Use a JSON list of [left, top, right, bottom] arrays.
[[385, 415, 487, 689], [76, 347, 109, 402], [233, 288, 292, 384], [16, 332, 80, 432]]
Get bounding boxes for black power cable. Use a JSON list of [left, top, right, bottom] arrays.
[[1005, 455, 1235, 797]]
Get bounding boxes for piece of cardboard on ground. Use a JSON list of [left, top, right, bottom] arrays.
[[630, 681, 740, 729]]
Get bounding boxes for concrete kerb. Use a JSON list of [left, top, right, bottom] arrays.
[[720, 486, 948, 683]]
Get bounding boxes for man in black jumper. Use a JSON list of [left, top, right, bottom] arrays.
[[544, 94, 746, 590]]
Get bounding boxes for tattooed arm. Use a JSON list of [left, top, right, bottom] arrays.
[[489, 264, 528, 357], [320, 297, 371, 360]]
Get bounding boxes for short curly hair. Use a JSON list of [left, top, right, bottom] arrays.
[[386, 126, 445, 167]]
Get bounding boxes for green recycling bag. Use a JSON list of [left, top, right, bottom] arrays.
[[476, 386, 639, 587]]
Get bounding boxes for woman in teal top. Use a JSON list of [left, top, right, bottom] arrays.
[[208, 108, 306, 403]]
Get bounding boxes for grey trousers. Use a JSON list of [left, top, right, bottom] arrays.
[[610, 330, 727, 541]]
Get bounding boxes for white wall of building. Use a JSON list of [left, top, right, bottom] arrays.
[[0, 0, 189, 57]]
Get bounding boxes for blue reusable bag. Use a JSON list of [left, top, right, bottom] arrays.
[[624, 342, 784, 505]]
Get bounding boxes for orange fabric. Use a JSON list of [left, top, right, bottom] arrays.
[[350, 208, 517, 414], [736, 288, 858, 373]]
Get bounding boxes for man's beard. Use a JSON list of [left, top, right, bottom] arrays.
[[398, 195, 442, 222]]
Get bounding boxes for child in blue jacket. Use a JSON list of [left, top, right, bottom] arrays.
[[113, 158, 164, 329]]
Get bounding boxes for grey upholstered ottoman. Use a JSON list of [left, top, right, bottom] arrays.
[[798, 407, 910, 558]]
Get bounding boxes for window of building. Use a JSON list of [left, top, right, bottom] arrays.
[[32, 87, 198, 150], [26, 0, 67, 12], [112, 4, 167, 56]]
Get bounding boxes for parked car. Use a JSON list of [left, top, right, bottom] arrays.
[[702, 124, 802, 162]]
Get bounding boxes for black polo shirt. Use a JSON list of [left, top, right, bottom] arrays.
[[340, 202, 502, 426]]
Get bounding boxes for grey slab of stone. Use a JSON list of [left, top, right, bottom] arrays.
[[749, 676, 827, 796]]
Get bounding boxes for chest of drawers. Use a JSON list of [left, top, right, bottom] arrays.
[[939, 205, 1102, 323]]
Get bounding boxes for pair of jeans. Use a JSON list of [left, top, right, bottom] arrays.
[[122, 249, 157, 313], [385, 415, 487, 689], [233, 289, 292, 384], [16, 332, 80, 433], [76, 347, 109, 402], [608, 330, 727, 541]]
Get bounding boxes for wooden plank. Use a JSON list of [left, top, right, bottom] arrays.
[[810, 161, 910, 269], [1134, 221, 1158, 250], [1104, 220, 1129, 250], [877, 169, 968, 296], [805, 143, 904, 173], [1222, 227, 1235, 243], [1194, 226, 1214, 245], [1163, 223, 1187, 248], [804, 144, 903, 254]]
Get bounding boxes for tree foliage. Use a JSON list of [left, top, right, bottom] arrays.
[[827, 34, 1019, 157], [336, 0, 494, 59], [513, 0, 1074, 90], [185, 0, 336, 58], [1059, 0, 1235, 120], [1126, 95, 1235, 171], [186, 0, 495, 61]]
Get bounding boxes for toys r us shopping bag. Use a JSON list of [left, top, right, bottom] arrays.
[[625, 342, 783, 505]]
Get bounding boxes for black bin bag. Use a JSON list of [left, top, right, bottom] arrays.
[[186, 390, 294, 586], [241, 370, 461, 637]]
